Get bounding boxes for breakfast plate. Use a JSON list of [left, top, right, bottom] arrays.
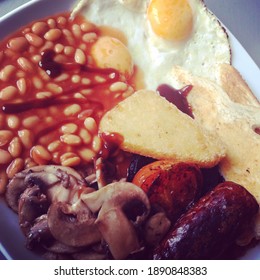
[[0, 0, 260, 260]]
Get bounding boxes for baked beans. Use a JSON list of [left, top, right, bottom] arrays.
[[0, 12, 136, 193]]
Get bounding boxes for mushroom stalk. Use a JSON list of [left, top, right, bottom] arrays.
[[81, 182, 150, 259]]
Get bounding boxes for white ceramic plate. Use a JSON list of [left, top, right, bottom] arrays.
[[0, 0, 259, 260]]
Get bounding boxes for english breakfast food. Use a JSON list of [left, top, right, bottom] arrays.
[[0, 0, 259, 260]]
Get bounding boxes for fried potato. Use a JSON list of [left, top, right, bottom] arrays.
[[99, 89, 225, 167]]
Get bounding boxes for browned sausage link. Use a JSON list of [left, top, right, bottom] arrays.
[[153, 181, 259, 260]]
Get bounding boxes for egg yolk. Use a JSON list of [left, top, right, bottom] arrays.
[[147, 0, 193, 41], [90, 36, 133, 78]]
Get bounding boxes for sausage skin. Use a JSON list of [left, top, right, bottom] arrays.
[[153, 182, 259, 260]]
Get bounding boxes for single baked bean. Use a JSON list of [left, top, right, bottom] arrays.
[[36, 91, 52, 99], [47, 18, 56, 28], [54, 54, 67, 64], [6, 158, 24, 179], [95, 76, 106, 83], [123, 87, 134, 98], [18, 129, 34, 148], [52, 152, 61, 164], [47, 140, 61, 153], [7, 115, 20, 129], [71, 74, 81, 83], [0, 130, 13, 146], [60, 152, 81, 167], [0, 85, 18, 100], [0, 149, 12, 164], [84, 117, 97, 133], [48, 106, 59, 116], [8, 36, 29, 52], [17, 57, 34, 73], [32, 21, 49, 35], [80, 21, 96, 32], [79, 128, 92, 145], [0, 64, 16, 82], [77, 109, 94, 119], [31, 145, 52, 164], [72, 24, 82, 38], [54, 43, 64, 53], [8, 137, 23, 157], [38, 68, 51, 81], [17, 77, 27, 95], [82, 32, 98, 43], [24, 157, 37, 168], [44, 28, 62, 41], [75, 48, 86, 64], [82, 77, 91, 85], [74, 92, 84, 99], [64, 46, 75, 56], [22, 116, 40, 128], [16, 70, 26, 79], [0, 170, 8, 194], [45, 116, 54, 124], [64, 104, 81, 116], [32, 76, 43, 89], [62, 29, 75, 45], [79, 43, 87, 51], [4, 49, 17, 59], [40, 41, 54, 53], [54, 73, 69, 82], [78, 148, 95, 162], [46, 83, 63, 94], [92, 135, 102, 152], [61, 123, 78, 134], [25, 32, 44, 47], [60, 134, 82, 146], [31, 54, 41, 63], [109, 81, 128, 92], [57, 16, 67, 27]]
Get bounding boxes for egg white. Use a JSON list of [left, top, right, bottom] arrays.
[[78, 0, 231, 90]]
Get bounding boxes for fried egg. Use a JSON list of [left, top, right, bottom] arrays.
[[76, 0, 231, 90]]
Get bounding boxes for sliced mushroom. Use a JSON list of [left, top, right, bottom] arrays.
[[5, 165, 87, 212], [19, 185, 49, 233], [144, 212, 171, 246], [81, 182, 150, 259], [47, 200, 101, 247], [26, 214, 53, 250]]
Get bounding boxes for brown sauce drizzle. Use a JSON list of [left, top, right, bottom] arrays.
[[157, 84, 193, 118], [99, 132, 124, 159], [2, 49, 121, 115], [2, 88, 103, 114], [39, 49, 120, 80], [39, 50, 63, 78]]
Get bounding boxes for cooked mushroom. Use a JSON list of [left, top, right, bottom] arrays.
[[19, 185, 49, 233], [81, 181, 150, 259], [5, 165, 87, 212], [47, 200, 101, 247], [26, 214, 53, 250], [144, 212, 171, 246]]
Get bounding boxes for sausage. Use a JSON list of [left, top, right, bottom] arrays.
[[153, 181, 259, 260], [132, 161, 203, 223]]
